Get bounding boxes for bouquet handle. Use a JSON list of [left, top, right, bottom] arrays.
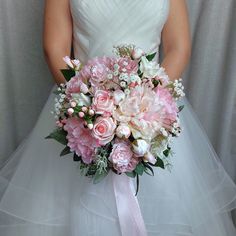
[[112, 173, 147, 236]]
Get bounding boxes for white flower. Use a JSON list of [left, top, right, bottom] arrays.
[[131, 47, 144, 60], [116, 124, 131, 139], [107, 73, 113, 80], [71, 93, 91, 107], [113, 64, 120, 70], [140, 56, 159, 79], [120, 81, 127, 88], [132, 139, 150, 157]]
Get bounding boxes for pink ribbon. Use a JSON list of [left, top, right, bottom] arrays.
[[112, 173, 147, 236]]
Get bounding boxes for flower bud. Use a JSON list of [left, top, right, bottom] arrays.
[[116, 124, 131, 139], [79, 112, 85, 118], [131, 47, 144, 60], [88, 109, 95, 116], [87, 123, 94, 130], [143, 152, 157, 165], [82, 106, 88, 112], [70, 101, 77, 108], [67, 108, 74, 116]]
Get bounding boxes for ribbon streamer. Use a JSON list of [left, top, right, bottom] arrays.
[[112, 173, 147, 236]]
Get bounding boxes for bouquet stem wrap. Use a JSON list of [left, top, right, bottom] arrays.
[[112, 173, 147, 236]]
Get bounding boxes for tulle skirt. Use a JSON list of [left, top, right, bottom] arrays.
[[0, 86, 236, 236]]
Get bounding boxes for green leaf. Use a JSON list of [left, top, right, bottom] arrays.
[[45, 129, 68, 145], [178, 105, 185, 112], [143, 163, 154, 176], [61, 69, 76, 81], [153, 79, 159, 87], [146, 52, 157, 61], [73, 153, 82, 162], [93, 170, 109, 184], [135, 162, 145, 176], [135, 175, 140, 196], [126, 171, 137, 178], [155, 157, 165, 169], [60, 146, 71, 157], [163, 147, 171, 157]]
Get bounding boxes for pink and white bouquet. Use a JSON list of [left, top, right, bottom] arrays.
[[46, 44, 185, 192]]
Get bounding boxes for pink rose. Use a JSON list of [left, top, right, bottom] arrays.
[[92, 117, 116, 145], [92, 90, 114, 116], [64, 118, 100, 164], [109, 139, 138, 173]]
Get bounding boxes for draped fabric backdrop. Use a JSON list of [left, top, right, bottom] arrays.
[[0, 0, 236, 220]]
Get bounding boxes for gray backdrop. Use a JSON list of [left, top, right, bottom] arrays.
[[0, 0, 235, 187]]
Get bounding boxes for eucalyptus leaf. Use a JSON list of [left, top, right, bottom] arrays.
[[45, 129, 68, 145], [53, 90, 61, 95], [61, 69, 75, 81]]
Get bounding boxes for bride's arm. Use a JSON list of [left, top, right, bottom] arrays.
[[43, 0, 73, 85], [161, 0, 191, 81]]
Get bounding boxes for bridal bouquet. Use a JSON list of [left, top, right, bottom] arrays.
[[46, 44, 185, 193]]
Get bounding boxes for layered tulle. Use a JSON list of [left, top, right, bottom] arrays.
[[0, 86, 236, 236]]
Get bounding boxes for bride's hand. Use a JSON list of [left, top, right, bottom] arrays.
[[161, 0, 191, 81], [43, 0, 72, 86]]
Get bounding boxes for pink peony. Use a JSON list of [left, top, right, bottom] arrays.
[[92, 117, 116, 145], [92, 90, 114, 116], [79, 56, 116, 90], [64, 118, 100, 164], [154, 86, 178, 124], [109, 139, 138, 173], [65, 75, 88, 96]]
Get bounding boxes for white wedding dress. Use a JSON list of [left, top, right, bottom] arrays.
[[1, 0, 236, 235]]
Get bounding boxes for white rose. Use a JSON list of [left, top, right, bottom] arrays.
[[140, 56, 159, 79], [113, 89, 125, 105], [71, 93, 91, 107], [132, 139, 150, 157], [116, 124, 131, 139]]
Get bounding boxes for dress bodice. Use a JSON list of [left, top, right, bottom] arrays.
[[70, 0, 170, 63]]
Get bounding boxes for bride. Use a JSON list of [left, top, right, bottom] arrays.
[[0, 0, 236, 235]]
